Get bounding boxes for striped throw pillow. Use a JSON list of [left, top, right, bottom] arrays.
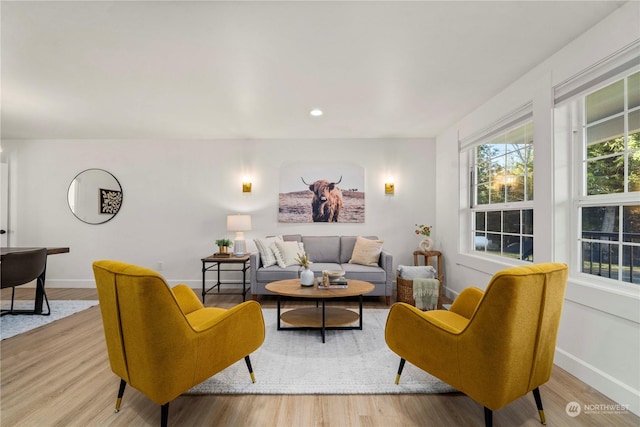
[[254, 236, 283, 267]]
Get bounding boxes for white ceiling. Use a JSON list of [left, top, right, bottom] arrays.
[[0, 1, 628, 140]]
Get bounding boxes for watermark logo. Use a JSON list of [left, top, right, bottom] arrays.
[[565, 401, 630, 417], [583, 403, 630, 415], [566, 401, 581, 417]]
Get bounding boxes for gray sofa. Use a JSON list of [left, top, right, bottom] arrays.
[[250, 235, 393, 305]]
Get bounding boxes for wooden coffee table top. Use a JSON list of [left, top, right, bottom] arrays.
[[266, 279, 374, 299]]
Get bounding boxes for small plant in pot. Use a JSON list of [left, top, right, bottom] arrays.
[[215, 238, 233, 254]]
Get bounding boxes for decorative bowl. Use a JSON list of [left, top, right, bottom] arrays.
[[327, 270, 345, 280]]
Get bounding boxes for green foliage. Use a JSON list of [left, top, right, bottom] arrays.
[[585, 132, 639, 195], [474, 139, 533, 205], [215, 238, 232, 247]]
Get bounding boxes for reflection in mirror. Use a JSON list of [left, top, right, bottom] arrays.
[[68, 169, 123, 224]]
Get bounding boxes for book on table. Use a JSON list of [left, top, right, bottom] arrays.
[[319, 277, 348, 289]]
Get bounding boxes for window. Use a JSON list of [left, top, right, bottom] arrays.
[[471, 122, 534, 261], [578, 71, 640, 284]]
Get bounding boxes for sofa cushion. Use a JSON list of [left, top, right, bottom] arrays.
[[256, 265, 300, 283], [307, 262, 342, 275], [340, 235, 379, 263], [254, 235, 284, 267], [302, 236, 341, 263], [342, 263, 387, 283], [349, 236, 384, 267], [272, 241, 305, 268]]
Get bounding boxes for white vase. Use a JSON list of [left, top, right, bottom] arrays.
[[300, 267, 314, 286], [419, 237, 434, 251]]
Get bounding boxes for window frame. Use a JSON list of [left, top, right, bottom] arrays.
[[572, 68, 640, 286], [466, 118, 535, 263]]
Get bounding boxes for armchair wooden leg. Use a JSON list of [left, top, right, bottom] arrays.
[[395, 358, 406, 385], [115, 379, 126, 412], [161, 403, 169, 427], [532, 387, 546, 425], [484, 407, 493, 427], [245, 355, 256, 383]]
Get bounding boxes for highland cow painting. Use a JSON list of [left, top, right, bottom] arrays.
[[278, 164, 365, 223]]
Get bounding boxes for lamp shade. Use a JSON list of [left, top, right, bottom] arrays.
[[227, 214, 252, 256], [227, 214, 252, 232]]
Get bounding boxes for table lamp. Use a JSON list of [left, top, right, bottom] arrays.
[[227, 214, 252, 256]]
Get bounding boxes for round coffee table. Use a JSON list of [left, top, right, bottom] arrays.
[[265, 279, 375, 343]]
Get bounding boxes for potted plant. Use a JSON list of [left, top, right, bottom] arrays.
[[215, 238, 233, 254]]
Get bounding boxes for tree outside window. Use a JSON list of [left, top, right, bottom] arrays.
[[472, 122, 534, 261], [580, 71, 640, 284]]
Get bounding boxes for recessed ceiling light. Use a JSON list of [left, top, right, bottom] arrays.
[[310, 109, 323, 117]]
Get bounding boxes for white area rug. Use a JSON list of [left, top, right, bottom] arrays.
[[0, 300, 99, 340], [187, 308, 456, 395]]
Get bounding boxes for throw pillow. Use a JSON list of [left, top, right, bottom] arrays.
[[272, 241, 306, 268], [254, 235, 284, 267], [397, 265, 436, 279], [349, 236, 383, 267]]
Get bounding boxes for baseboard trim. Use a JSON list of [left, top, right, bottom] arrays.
[[44, 279, 242, 289], [555, 347, 640, 417]]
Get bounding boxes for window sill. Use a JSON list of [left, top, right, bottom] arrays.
[[457, 253, 639, 323], [565, 274, 640, 323], [456, 252, 533, 277]]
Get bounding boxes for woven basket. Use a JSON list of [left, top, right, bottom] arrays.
[[396, 274, 443, 309]]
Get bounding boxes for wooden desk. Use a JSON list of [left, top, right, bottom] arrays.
[[1, 247, 70, 314], [1, 247, 70, 257]]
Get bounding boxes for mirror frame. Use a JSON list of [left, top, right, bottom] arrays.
[[67, 168, 123, 225]]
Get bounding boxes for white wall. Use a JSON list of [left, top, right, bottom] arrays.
[[2, 138, 435, 287], [3, 0, 638, 417], [435, 2, 639, 416]]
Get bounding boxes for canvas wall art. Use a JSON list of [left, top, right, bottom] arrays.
[[278, 164, 365, 223]]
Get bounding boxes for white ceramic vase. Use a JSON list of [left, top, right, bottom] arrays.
[[300, 267, 315, 287], [419, 237, 434, 251]]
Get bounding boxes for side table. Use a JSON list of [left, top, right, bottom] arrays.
[[397, 250, 444, 309], [201, 254, 250, 302], [413, 250, 444, 284]]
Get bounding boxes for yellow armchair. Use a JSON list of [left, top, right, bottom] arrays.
[[385, 263, 568, 427], [93, 260, 265, 427]]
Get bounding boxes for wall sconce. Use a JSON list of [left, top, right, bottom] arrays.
[[227, 214, 252, 256], [242, 177, 252, 193], [385, 179, 395, 195]]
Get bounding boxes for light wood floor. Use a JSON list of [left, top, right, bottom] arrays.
[[1, 287, 638, 427]]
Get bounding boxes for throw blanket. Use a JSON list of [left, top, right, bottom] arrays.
[[413, 278, 440, 311]]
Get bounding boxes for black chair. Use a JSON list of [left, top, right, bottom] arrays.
[[1, 248, 50, 316]]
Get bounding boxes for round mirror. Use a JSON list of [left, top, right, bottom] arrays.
[[67, 169, 123, 224]]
